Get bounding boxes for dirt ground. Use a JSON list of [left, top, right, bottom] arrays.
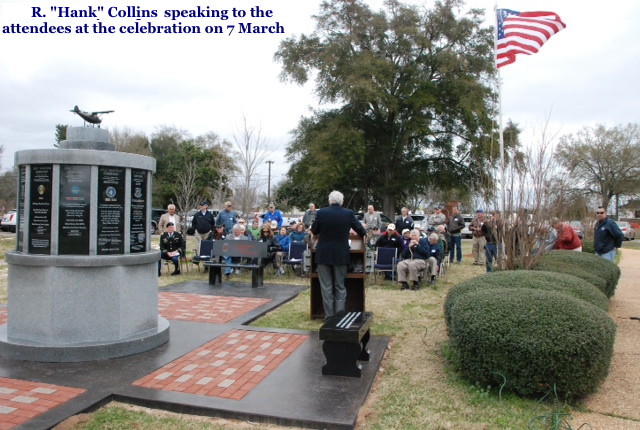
[[570, 248, 640, 429]]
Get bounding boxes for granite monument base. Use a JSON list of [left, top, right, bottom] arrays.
[[1, 251, 169, 362]]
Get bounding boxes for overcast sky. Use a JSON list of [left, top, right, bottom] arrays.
[[1, 0, 639, 190]]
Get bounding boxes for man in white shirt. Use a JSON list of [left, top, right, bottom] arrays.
[[158, 204, 182, 234]]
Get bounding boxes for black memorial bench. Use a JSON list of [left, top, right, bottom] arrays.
[[204, 240, 270, 288], [319, 311, 373, 377]]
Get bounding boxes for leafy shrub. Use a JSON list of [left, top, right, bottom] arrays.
[[443, 270, 608, 327], [534, 250, 620, 298], [448, 288, 616, 400], [581, 238, 595, 254]]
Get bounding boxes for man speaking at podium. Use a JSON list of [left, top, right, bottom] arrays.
[[311, 190, 366, 320]]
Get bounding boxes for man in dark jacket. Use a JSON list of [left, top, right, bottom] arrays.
[[594, 206, 624, 262], [375, 223, 404, 256], [447, 207, 465, 263], [310, 190, 366, 319], [192, 201, 214, 251]]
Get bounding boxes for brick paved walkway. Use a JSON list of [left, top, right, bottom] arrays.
[[158, 292, 271, 324], [133, 329, 308, 400], [0, 377, 85, 430], [0, 309, 6, 326]]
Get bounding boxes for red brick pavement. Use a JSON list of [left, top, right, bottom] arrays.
[[158, 293, 271, 324], [0, 308, 6, 326], [133, 329, 309, 400], [0, 377, 85, 430]]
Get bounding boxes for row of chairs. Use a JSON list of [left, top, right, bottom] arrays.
[[190, 240, 309, 276], [373, 246, 449, 282]]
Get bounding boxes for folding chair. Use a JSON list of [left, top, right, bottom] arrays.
[[374, 247, 397, 282], [283, 241, 308, 276], [192, 240, 214, 272]]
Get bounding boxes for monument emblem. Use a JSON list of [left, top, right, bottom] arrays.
[[70, 105, 114, 127]]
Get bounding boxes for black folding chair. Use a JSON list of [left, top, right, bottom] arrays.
[[283, 241, 308, 276], [374, 247, 397, 282], [192, 240, 214, 272]]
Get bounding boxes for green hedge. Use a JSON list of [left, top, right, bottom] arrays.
[[534, 250, 620, 298], [581, 238, 595, 254], [444, 270, 608, 328], [449, 288, 616, 400]]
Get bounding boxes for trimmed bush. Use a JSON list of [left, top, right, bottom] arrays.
[[449, 288, 616, 400], [534, 250, 621, 298], [444, 270, 608, 327], [581, 238, 595, 254]]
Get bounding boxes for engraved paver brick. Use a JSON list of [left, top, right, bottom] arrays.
[[11, 396, 38, 404], [31, 388, 57, 395], [0, 405, 16, 414], [158, 293, 271, 324], [133, 330, 308, 400]]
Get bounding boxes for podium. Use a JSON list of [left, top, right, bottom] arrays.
[[309, 234, 367, 320]]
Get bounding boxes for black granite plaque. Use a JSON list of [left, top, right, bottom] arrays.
[[130, 169, 147, 253], [28, 164, 53, 254], [97, 167, 125, 255], [58, 165, 91, 255], [17, 166, 26, 252]]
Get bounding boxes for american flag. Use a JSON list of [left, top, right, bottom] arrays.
[[496, 9, 566, 68]]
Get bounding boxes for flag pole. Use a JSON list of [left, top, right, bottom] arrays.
[[494, 4, 506, 269], [494, 4, 505, 215]]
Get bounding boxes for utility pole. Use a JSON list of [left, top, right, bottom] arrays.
[[266, 160, 274, 205]]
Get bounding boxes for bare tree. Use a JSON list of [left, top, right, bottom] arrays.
[[556, 123, 640, 213], [174, 160, 203, 215], [232, 114, 272, 215], [498, 121, 565, 269], [109, 126, 152, 156]]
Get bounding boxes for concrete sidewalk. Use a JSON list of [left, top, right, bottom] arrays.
[[571, 248, 640, 429]]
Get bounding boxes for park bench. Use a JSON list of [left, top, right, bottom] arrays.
[[204, 240, 270, 288], [319, 311, 373, 377]]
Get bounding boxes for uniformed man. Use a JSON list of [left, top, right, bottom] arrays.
[[159, 222, 185, 276]]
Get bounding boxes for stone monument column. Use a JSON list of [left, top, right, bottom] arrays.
[[0, 127, 169, 362]]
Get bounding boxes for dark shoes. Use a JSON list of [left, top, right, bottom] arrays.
[[224, 273, 231, 281], [171, 269, 181, 276], [411, 282, 419, 291], [430, 275, 436, 285], [401, 282, 410, 291]]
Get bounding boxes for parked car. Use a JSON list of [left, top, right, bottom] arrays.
[[0, 210, 17, 232], [616, 221, 636, 241], [460, 214, 473, 238], [355, 212, 392, 231], [183, 209, 220, 235], [150, 208, 167, 235], [410, 214, 427, 231], [569, 221, 585, 239]]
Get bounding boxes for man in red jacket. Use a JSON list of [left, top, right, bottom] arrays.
[[551, 218, 582, 252]]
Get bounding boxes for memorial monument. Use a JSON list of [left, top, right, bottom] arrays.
[[0, 122, 169, 362]]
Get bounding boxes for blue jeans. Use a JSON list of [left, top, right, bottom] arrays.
[[485, 243, 497, 272], [598, 249, 616, 262], [449, 235, 462, 262]]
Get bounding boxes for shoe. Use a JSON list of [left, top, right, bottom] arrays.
[[224, 273, 230, 281], [158, 272, 161, 277], [171, 270, 181, 276], [411, 282, 419, 291], [401, 282, 409, 290], [430, 275, 436, 285], [279, 268, 286, 275]]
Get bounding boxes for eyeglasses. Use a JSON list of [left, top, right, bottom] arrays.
[[596, 211, 605, 214]]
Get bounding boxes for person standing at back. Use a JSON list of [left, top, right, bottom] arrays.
[[192, 201, 214, 252], [594, 206, 624, 262], [310, 190, 367, 320]]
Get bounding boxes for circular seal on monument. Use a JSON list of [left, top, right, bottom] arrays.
[[105, 186, 117, 198]]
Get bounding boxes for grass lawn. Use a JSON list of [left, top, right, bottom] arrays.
[[0, 236, 593, 429]]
